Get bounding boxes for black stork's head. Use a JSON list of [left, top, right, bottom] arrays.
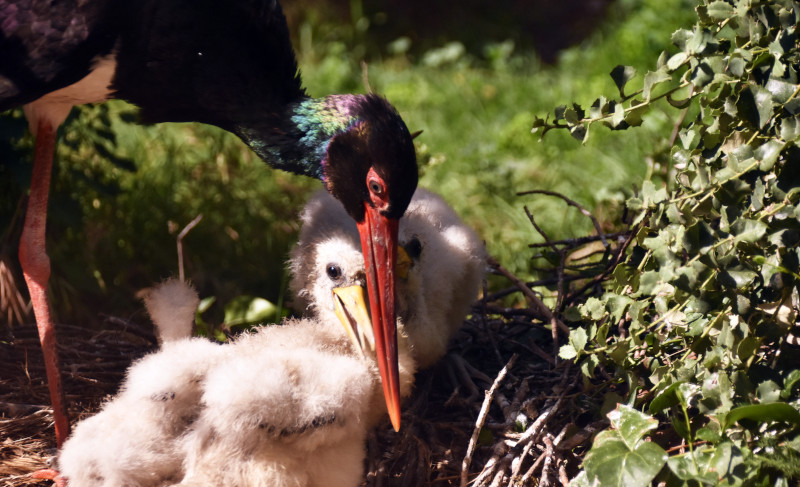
[[323, 95, 417, 432], [248, 93, 417, 430]]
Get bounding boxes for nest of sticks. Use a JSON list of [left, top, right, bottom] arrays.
[[1, 193, 630, 487]]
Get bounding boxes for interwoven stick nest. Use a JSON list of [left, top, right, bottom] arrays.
[[1, 312, 580, 487], [2, 201, 627, 486]]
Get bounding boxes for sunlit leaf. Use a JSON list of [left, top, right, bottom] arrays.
[[583, 433, 666, 487], [608, 404, 659, 449], [224, 295, 279, 327], [707, 1, 734, 20], [722, 403, 800, 430]]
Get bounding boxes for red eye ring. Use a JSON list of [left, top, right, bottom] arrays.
[[366, 167, 390, 209]]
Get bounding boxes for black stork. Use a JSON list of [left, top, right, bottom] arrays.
[[0, 0, 417, 449]]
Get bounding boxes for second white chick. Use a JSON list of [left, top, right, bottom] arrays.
[[175, 188, 485, 487], [57, 280, 221, 487]]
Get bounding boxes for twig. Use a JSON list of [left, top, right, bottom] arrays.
[[461, 354, 518, 487], [176, 214, 203, 283], [0, 257, 29, 326], [564, 222, 638, 307], [482, 272, 594, 302], [540, 434, 556, 487], [668, 84, 696, 147], [508, 435, 537, 483], [487, 256, 570, 337], [528, 231, 629, 249], [511, 365, 574, 455], [479, 305, 547, 319], [361, 60, 372, 93], [517, 189, 609, 249], [558, 463, 570, 487], [520, 450, 547, 485], [524, 206, 560, 255]]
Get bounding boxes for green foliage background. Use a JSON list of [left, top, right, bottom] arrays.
[[2, 0, 800, 483], [531, 0, 800, 484], [0, 0, 697, 327]]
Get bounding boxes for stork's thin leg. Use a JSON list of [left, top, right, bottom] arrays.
[[19, 120, 70, 447]]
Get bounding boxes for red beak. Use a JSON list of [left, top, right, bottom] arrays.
[[356, 205, 402, 431]]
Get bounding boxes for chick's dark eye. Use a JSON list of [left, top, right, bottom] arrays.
[[405, 237, 422, 260], [326, 264, 342, 280]]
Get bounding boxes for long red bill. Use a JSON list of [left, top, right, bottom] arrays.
[[356, 206, 402, 431]]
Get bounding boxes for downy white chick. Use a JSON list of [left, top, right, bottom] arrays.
[[57, 280, 221, 487], [56, 187, 484, 487], [176, 188, 485, 486]]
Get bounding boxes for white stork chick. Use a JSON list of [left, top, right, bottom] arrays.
[[57, 281, 222, 487], [175, 188, 485, 486], [176, 325, 373, 487], [174, 246, 383, 487], [292, 188, 486, 370], [57, 187, 484, 487]]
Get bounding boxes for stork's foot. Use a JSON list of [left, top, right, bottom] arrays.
[[31, 468, 67, 487]]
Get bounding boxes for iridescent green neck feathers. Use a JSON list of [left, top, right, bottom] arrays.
[[236, 95, 364, 180]]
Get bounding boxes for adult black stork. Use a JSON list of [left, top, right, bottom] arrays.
[[0, 0, 417, 448]]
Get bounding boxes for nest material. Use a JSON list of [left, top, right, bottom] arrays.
[[0, 310, 589, 487], [1, 228, 617, 487], [1, 322, 154, 486]]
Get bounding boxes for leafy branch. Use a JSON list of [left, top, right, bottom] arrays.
[[534, 0, 800, 485]]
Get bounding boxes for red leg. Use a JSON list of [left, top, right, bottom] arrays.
[[19, 120, 70, 448]]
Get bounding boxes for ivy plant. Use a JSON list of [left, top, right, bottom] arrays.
[[536, 0, 800, 484]]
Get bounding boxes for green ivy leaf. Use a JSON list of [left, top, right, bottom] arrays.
[[766, 78, 796, 104], [608, 404, 659, 449], [667, 52, 690, 70], [722, 402, 800, 430], [782, 370, 800, 399], [672, 28, 693, 51], [754, 139, 785, 171], [559, 343, 578, 360], [707, 1, 735, 20], [583, 428, 666, 487], [779, 116, 800, 141], [666, 450, 721, 484], [196, 295, 216, 314], [732, 219, 767, 244], [643, 69, 672, 101], [737, 85, 775, 129], [757, 380, 782, 404], [570, 327, 589, 352], [223, 295, 279, 327], [650, 381, 685, 413]]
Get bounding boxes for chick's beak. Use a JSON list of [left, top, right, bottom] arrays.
[[333, 285, 374, 358], [332, 246, 412, 359]]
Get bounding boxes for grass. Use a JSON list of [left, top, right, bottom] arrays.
[[0, 0, 699, 324], [300, 0, 699, 276]]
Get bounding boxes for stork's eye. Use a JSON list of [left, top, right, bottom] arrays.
[[326, 264, 342, 280], [368, 178, 384, 196], [405, 237, 422, 260]]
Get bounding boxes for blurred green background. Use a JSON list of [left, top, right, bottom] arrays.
[[0, 0, 698, 329]]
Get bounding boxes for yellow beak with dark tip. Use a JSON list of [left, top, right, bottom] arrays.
[[333, 285, 375, 359], [332, 246, 412, 430]]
